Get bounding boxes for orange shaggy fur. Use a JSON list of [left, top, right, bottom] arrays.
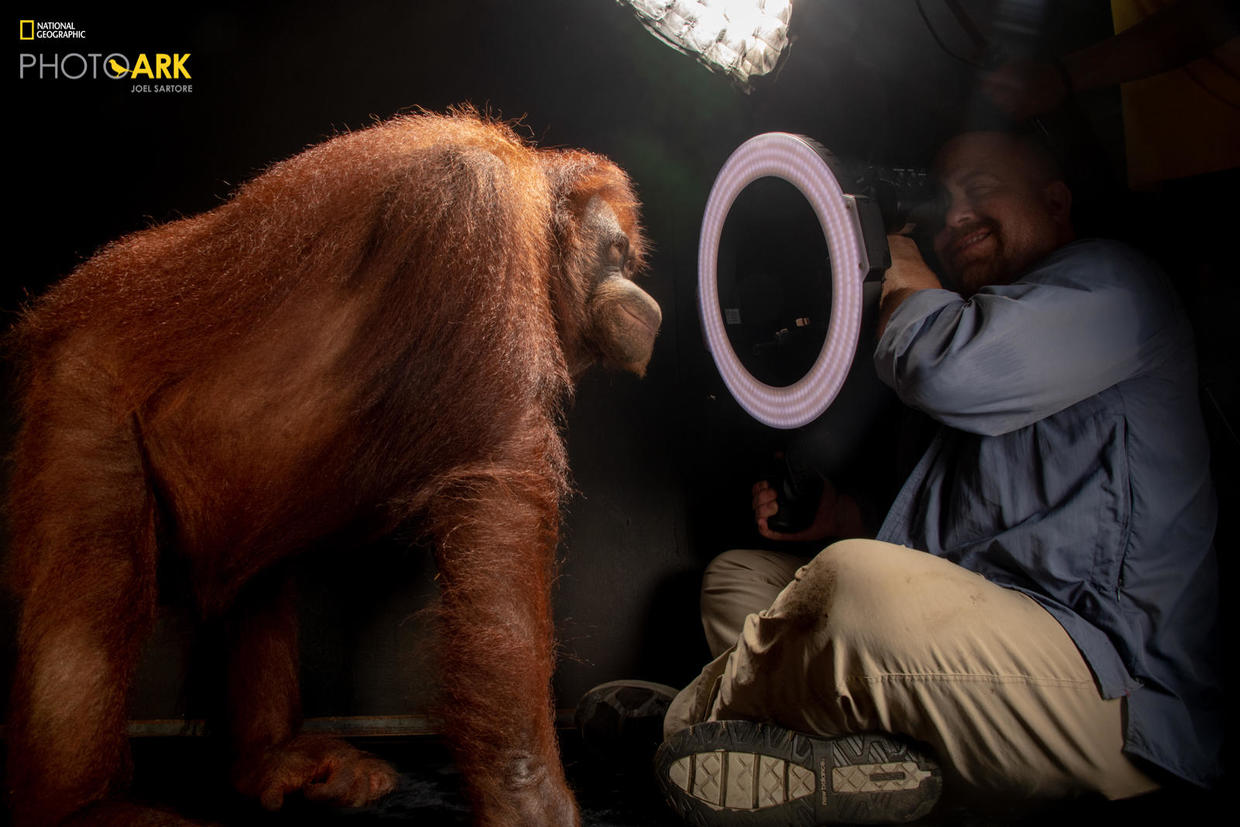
[[4, 110, 649, 827]]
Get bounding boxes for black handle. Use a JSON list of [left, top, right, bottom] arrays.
[[763, 455, 825, 535]]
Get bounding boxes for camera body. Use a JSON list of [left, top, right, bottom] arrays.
[[763, 453, 825, 535], [759, 163, 933, 533]]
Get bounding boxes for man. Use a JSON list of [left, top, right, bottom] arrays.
[[580, 132, 1221, 824]]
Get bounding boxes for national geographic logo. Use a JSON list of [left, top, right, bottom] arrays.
[[17, 18, 193, 94], [20, 19, 86, 40]]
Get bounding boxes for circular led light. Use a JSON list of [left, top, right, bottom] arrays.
[[699, 132, 866, 429]]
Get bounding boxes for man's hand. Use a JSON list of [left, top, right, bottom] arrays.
[[752, 478, 865, 542], [878, 233, 942, 339]]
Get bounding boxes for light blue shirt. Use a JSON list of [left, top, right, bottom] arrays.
[[873, 239, 1221, 787]]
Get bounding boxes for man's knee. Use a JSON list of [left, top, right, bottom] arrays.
[[772, 540, 909, 617], [764, 540, 955, 660]]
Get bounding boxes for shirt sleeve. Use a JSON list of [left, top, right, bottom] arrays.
[[873, 240, 1179, 435]]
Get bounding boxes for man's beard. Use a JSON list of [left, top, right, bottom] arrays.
[[940, 220, 1009, 295]]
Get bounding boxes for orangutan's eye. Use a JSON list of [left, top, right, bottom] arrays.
[[607, 237, 628, 268]]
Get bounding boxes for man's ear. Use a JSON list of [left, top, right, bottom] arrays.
[[1042, 180, 1073, 226]]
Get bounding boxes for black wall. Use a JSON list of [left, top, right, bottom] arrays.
[[8, 1, 1231, 727]]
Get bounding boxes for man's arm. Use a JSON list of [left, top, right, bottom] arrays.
[[873, 240, 1180, 436], [877, 234, 942, 340]]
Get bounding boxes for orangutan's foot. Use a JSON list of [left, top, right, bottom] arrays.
[[232, 733, 398, 811], [467, 750, 580, 827]]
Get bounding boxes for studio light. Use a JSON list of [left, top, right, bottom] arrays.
[[618, 0, 793, 86], [699, 133, 886, 429]]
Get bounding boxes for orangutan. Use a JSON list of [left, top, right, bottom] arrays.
[[4, 110, 660, 826]]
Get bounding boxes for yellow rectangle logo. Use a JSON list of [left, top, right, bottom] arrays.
[[20, 20, 34, 40]]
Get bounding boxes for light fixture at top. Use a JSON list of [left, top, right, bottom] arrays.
[[619, 0, 794, 86]]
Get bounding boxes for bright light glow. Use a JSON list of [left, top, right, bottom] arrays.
[[620, 0, 793, 85], [699, 133, 867, 429]]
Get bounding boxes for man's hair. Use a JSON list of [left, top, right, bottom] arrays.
[[1011, 132, 1065, 186], [933, 130, 1066, 187]]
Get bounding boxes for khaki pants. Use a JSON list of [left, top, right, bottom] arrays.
[[668, 540, 1158, 801]]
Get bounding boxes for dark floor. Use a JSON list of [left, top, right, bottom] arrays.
[[96, 735, 1222, 826], [122, 735, 678, 826]]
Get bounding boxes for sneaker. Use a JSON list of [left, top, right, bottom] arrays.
[[575, 679, 679, 762], [655, 720, 941, 825]]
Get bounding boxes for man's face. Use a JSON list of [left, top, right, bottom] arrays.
[[931, 133, 1071, 295]]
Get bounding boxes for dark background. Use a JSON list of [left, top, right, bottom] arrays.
[[4, 0, 1234, 779]]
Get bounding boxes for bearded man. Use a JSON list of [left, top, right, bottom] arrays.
[[581, 132, 1221, 826]]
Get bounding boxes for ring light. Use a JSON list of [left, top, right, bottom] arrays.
[[699, 132, 874, 429]]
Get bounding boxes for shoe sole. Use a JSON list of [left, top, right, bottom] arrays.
[[655, 720, 941, 825], [576, 680, 679, 724], [576, 680, 679, 762]]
